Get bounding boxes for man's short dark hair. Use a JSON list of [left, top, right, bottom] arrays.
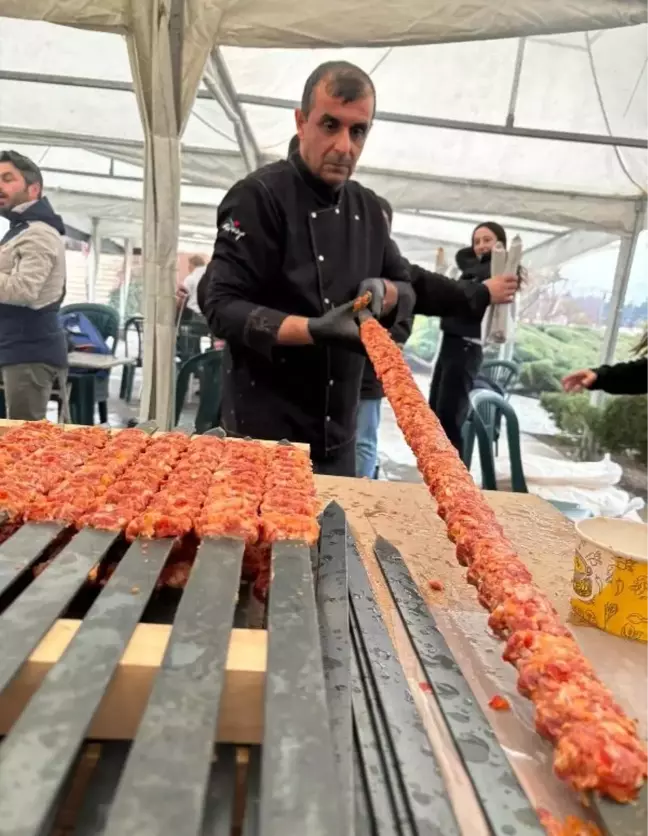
[[300, 61, 376, 118], [287, 134, 300, 157], [0, 150, 43, 192]]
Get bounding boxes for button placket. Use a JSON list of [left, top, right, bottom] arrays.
[[309, 206, 338, 319]]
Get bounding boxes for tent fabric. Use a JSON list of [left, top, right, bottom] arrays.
[[0, 0, 646, 46], [0, 19, 645, 232], [128, 1, 183, 427], [128, 1, 219, 427]]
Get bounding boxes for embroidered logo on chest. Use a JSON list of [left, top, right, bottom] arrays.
[[220, 218, 246, 241]]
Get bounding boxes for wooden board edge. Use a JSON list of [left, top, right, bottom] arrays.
[[0, 618, 267, 745]]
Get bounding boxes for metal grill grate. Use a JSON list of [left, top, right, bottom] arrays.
[[0, 499, 632, 835]]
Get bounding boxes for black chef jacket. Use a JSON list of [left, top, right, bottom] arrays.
[[199, 153, 490, 470]]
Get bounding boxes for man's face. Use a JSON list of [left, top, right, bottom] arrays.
[[0, 162, 39, 212], [295, 79, 373, 187]]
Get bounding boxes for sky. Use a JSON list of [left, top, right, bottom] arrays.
[[562, 231, 647, 305]]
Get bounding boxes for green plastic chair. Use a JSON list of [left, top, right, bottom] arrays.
[[477, 360, 520, 454], [463, 389, 528, 492], [119, 314, 144, 403], [463, 389, 593, 522], [61, 303, 120, 424], [479, 360, 520, 398], [175, 349, 223, 434]]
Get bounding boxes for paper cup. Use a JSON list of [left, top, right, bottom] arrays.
[[570, 517, 648, 642]]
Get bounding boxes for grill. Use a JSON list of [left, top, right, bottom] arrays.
[[0, 489, 639, 835]]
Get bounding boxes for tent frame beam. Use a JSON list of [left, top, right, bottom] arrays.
[[238, 93, 647, 149], [202, 49, 261, 172], [506, 37, 526, 127], [0, 69, 646, 149], [596, 201, 645, 373], [0, 124, 630, 204], [2, 124, 638, 232], [401, 208, 567, 236], [1, 123, 629, 202]]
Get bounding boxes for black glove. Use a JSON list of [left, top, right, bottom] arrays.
[[357, 278, 386, 317], [308, 300, 362, 350]]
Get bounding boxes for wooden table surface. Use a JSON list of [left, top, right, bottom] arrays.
[[316, 476, 646, 729], [316, 476, 574, 617], [316, 476, 647, 823]]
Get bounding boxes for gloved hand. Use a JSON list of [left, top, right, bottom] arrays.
[[308, 299, 362, 350], [357, 278, 386, 317]]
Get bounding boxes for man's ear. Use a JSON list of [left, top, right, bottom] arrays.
[[27, 182, 41, 201], [294, 108, 306, 139]]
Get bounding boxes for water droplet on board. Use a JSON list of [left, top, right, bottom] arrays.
[[435, 682, 459, 699], [458, 734, 490, 763]]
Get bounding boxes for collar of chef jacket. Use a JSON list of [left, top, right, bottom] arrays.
[[290, 152, 343, 208]]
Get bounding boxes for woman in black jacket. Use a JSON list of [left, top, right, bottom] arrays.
[[562, 332, 647, 395], [428, 221, 509, 454]]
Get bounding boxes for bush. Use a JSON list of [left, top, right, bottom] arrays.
[[540, 392, 601, 438], [403, 320, 641, 396], [596, 396, 648, 464], [520, 359, 562, 393], [545, 326, 574, 344], [540, 392, 647, 464]]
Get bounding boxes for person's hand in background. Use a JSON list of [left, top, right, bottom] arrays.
[[483, 273, 518, 304], [562, 369, 598, 393]]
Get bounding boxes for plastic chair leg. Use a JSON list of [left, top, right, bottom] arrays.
[[119, 366, 128, 400], [98, 401, 108, 424], [120, 366, 136, 404]]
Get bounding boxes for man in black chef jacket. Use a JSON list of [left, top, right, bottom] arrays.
[[199, 61, 518, 476]]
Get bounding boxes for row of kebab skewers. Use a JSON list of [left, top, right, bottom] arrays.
[[0, 421, 318, 595], [359, 316, 647, 808], [0, 362, 642, 814]]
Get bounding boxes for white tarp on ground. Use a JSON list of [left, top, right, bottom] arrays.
[[495, 453, 646, 519]]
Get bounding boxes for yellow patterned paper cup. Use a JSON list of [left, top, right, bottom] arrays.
[[571, 518, 648, 642]]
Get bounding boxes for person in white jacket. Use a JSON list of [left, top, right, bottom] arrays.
[[0, 151, 68, 420]]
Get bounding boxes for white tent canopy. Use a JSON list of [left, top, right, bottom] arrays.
[[0, 2, 646, 426], [0, 0, 645, 45]]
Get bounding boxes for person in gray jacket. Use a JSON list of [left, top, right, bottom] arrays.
[[0, 151, 68, 420]]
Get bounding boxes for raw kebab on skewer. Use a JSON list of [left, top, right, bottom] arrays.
[[251, 443, 319, 615], [25, 427, 151, 525], [359, 315, 647, 804], [0, 423, 110, 521], [0, 425, 319, 590], [129, 437, 269, 588]]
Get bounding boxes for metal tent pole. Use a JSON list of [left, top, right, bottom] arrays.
[[590, 201, 645, 406], [87, 217, 101, 303], [120, 238, 133, 326]]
